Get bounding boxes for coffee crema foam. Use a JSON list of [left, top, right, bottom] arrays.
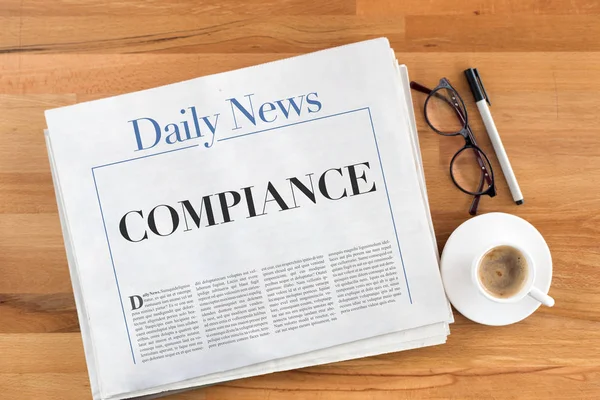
[[478, 245, 528, 298]]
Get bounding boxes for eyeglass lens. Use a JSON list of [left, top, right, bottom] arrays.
[[424, 87, 467, 135], [451, 146, 494, 195]]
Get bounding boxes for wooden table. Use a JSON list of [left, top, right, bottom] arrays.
[[1, 1, 600, 399]]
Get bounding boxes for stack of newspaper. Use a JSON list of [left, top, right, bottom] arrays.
[[44, 38, 453, 400]]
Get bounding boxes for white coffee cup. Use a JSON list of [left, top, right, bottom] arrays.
[[471, 243, 555, 307]]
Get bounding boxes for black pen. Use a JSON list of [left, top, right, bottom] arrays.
[[464, 68, 524, 205]]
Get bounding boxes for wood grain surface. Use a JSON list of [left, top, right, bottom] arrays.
[[1, 1, 600, 399]]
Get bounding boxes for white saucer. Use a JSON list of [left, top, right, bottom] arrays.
[[441, 212, 553, 326]]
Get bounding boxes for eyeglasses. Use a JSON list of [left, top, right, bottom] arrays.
[[410, 78, 496, 215]]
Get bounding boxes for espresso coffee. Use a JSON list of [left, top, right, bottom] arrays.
[[478, 245, 528, 298]]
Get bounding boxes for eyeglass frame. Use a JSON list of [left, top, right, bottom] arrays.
[[410, 78, 496, 215]]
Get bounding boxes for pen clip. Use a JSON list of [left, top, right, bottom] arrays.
[[474, 69, 491, 106]]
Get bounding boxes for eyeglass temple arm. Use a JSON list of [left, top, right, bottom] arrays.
[[409, 82, 433, 96], [469, 195, 481, 216], [469, 176, 485, 216]]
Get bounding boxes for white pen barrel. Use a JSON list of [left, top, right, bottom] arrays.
[[476, 101, 524, 204]]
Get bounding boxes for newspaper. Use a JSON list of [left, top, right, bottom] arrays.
[[44, 38, 452, 400]]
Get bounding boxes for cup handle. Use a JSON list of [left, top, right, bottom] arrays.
[[528, 287, 555, 307]]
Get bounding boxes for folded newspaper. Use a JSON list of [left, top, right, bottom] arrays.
[[44, 38, 453, 400]]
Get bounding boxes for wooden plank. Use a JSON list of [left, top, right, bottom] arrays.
[[3, 52, 600, 95], [0, 16, 404, 54], [404, 15, 600, 52], [1, 15, 599, 54], [1, 367, 599, 400], [1, 0, 356, 17], [357, 0, 600, 16]]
